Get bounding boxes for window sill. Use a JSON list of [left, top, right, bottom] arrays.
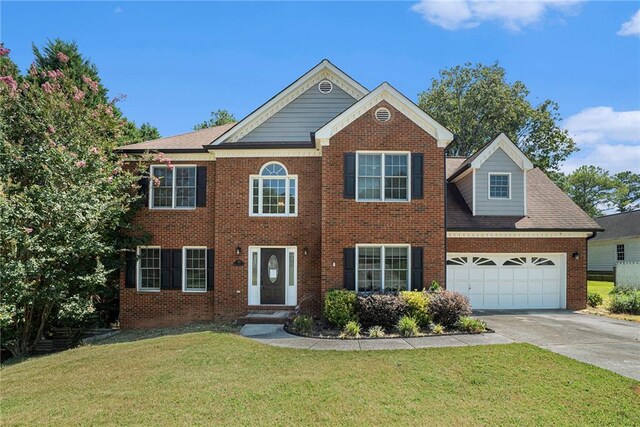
[[355, 199, 411, 203], [136, 288, 161, 293], [249, 214, 298, 217], [149, 207, 197, 211], [183, 289, 207, 293]]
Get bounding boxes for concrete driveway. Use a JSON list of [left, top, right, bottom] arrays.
[[475, 310, 640, 380]]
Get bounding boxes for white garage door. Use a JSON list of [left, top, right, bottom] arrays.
[[446, 253, 566, 309]]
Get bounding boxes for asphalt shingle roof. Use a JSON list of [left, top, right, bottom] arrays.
[[591, 210, 640, 241], [118, 123, 237, 152]]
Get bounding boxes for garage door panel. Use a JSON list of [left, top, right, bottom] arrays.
[[446, 253, 564, 310]]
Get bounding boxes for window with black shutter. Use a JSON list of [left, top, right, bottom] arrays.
[[344, 153, 356, 199], [343, 248, 356, 290]]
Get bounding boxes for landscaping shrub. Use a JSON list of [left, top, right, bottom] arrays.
[[432, 324, 444, 334], [367, 325, 385, 338], [456, 316, 487, 334], [356, 293, 407, 328], [608, 290, 640, 315], [291, 315, 313, 335], [324, 289, 357, 328], [342, 321, 361, 338], [397, 316, 420, 337], [587, 291, 603, 308], [610, 284, 636, 295], [429, 290, 472, 327], [400, 291, 431, 327]]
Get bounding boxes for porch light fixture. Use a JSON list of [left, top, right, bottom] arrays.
[[573, 252, 580, 260], [236, 246, 242, 256], [303, 247, 309, 256]]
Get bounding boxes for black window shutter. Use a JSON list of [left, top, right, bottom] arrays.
[[161, 249, 172, 290], [206, 249, 214, 291], [196, 166, 207, 207], [171, 249, 182, 290], [344, 153, 356, 199], [411, 247, 424, 291], [343, 248, 356, 290], [411, 153, 424, 199], [139, 167, 150, 206], [125, 251, 136, 288]]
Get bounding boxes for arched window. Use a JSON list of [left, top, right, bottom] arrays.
[[250, 162, 297, 216]]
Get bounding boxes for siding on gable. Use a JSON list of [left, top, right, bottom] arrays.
[[475, 148, 525, 216], [238, 84, 357, 143], [588, 237, 640, 271], [456, 172, 473, 212]]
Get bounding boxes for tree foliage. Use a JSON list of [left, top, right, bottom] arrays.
[[193, 109, 235, 130], [418, 62, 577, 173], [612, 171, 640, 213], [561, 166, 616, 217], [0, 46, 149, 357]]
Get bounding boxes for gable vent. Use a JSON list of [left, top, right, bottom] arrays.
[[318, 80, 333, 94], [374, 107, 391, 123]]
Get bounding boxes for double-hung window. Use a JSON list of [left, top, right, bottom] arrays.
[[356, 153, 409, 201], [356, 245, 410, 292], [183, 247, 207, 292], [250, 162, 297, 216], [617, 244, 625, 261], [488, 173, 511, 199], [137, 246, 161, 291], [150, 165, 197, 209]]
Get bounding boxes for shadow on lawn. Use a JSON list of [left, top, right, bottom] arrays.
[[92, 322, 241, 346]]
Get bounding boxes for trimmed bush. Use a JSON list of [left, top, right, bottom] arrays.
[[397, 316, 420, 337], [342, 321, 361, 338], [367, 325, 385, 338], [432, 324, 444, 334], [456, 316, 487, 334], [429, 290, 472, 327], [291, 315, 313, 335], [400, 291, 431, 327], [587, 291, 603, 308], [608, 290, 640, 315], [356, 293, 407, 328], [324, 289, 357, 328], [610, 285, 636, 295]]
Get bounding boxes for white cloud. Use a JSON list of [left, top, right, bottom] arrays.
[[561, 143, 640, 174], [411, 0, 584, 31], [564, 107, 640, 146], [617, 9, 640, 37], [114, 7, 123, 14]]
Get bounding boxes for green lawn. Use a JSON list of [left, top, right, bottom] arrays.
[[2, 327, 639, 426], [588, 280, 615, 302]]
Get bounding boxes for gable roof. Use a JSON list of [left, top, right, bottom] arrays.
[[591, 210, 640, 241], [314, 82, 454, 148], [208, 59, 369, 146], [118, 122, 236, 153], [446, 166, 601, 231], [448, 133, 534, 181]]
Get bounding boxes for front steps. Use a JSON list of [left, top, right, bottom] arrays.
[[237, 310, 295, 326]]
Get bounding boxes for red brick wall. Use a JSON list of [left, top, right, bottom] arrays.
[[213, 156, 322, 319], [119, 160, 216, 328], [447, 237, 588, 309], [321, 101, 446, 295]]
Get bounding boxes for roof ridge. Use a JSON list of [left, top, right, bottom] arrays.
[[595, 209, 640, 219]]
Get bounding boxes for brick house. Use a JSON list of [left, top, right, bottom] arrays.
[[118, 60, 600, 328]]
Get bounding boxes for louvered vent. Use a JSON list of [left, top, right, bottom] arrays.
[[318, 80, 333, 94], [375, 107, 391, 122]]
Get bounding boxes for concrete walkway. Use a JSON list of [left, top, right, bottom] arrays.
[[241, 310, 640, 380], [240, 324, 514, 350]]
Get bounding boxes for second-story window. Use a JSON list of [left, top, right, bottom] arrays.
[[356, 152, 409, 202], [150, 165, 197, 209], [488, 173, 511, 199], [250, 162, 297, 216]]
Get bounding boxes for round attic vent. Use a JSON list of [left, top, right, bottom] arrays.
[[375, 107, 391, 123], [318, 80, 333, 94]]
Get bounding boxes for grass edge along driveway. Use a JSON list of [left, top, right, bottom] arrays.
[[3, 329, 639, 426]]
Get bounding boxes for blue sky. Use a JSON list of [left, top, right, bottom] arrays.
[[2, 1, 639, 173]]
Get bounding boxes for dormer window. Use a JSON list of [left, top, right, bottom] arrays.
[[488, 173, 511, 199]]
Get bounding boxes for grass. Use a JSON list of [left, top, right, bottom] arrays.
[[586, 281, 640, 322], [2, 325, 639, 426]]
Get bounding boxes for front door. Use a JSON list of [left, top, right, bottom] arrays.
[[260, 248, 286, 304]]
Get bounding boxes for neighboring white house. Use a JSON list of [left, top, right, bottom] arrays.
[[588, 210, 640, 272]]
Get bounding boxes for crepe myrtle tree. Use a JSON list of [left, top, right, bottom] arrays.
[[0, 45, 168, 357]]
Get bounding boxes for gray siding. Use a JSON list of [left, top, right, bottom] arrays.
[[456, 172, 473, 212], [588, 238, 640, 271], [238, 84, 357, 143], [475, 148, 525, 216]]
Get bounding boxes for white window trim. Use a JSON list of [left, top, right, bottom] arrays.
[[248, 162, 298, 217], [355, 244, 411, 292], [247, 246, 297, 306], [136, 245, 161, 292], [182, 246, 207, 293], [355, 151, 411, 202], [488, 172, 512, 200], [149, 164, 197, 210]]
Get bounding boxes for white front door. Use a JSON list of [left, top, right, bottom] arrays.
[[446, 253, 566, 309]]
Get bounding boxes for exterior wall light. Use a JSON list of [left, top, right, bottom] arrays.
[[573, 252, 580, 260], [236, 246, 242, 256]]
